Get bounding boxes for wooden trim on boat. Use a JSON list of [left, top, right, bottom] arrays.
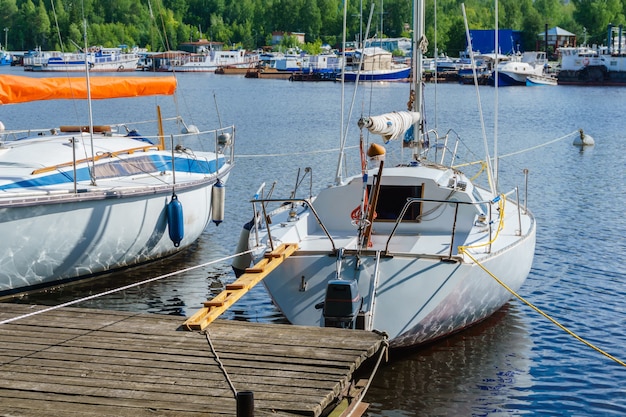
[[59, 125, 112, 133], [30, 144, 161, 175]]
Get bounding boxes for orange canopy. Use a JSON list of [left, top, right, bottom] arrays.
[[0, 75, 177, 104]]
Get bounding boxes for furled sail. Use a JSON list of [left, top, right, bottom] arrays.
[[359, 111, 421, 143], [0, 75, 177, 104]]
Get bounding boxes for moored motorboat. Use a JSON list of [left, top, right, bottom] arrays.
[[557, 26, 626, 86], [22, 46, 140, 72], [231, 0, 536, 349], [0, 75, 235, 295], [526, 73, 558, 86], [491, 51, 549, 86], [342, 47, 411, 82]]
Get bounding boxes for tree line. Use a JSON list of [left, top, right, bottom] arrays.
[[0, 0, 624, 57]]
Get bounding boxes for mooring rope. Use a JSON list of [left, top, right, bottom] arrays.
[[459, 248, 626, 367], [204, 329, 238, 399], [453, 130, 579, 169], [344, 336, 389, 417], [0, 249, 254, 326]]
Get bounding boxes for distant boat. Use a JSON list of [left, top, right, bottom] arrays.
[[526, 74, 557, 86], [0, 74, 235, 295], [164, 40, 257, 72], [23, 47, 140, 72], [342, 47, 411, 82], [0, 50, 12, 66], [557, 26, 626, 86], [491, 51, 549, 86], [245, 67, 295, 79]]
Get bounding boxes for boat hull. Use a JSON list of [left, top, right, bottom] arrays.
[[261, 222, 535, 348], [557, 66, 626, 86], [0, 173, 228, 295], [343, 66, 411, 82], [24, 53, 140, 72], [492, 71, 526, 86]]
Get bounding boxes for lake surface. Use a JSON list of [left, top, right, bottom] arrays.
[[2, 66, 625, 416]]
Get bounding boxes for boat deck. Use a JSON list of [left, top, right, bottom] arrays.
[[0, 303, 386, 417]]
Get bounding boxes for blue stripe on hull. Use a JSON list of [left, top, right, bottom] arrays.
[[0, 154, 224, 191], [344, 68, 411, 82]]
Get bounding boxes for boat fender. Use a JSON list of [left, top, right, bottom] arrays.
[[231, 219, 254, 277], [211, 180, 225, 226], [167, 194, 184, 247], [573, 129, 595, 146]]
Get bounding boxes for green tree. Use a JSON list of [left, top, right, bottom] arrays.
[[572, 0, 625, 45], [0, 0, 18, 49]]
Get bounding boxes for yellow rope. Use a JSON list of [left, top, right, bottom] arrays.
[[469, 160, 487, 181], [459, 248, 626, 367], [458, 194, 506, 251]]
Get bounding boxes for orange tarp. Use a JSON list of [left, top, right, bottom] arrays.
[[0, 75, 177, 104]]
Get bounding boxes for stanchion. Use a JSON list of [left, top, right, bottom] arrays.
[[236, 391, 254, 416]]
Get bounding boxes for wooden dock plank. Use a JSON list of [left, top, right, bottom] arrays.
[[0, 303, 386, 416]]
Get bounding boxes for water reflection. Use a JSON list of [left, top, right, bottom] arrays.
[[366, 304, 534, 416]]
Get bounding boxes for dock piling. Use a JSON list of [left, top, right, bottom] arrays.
[[237, 391, 254, 416]]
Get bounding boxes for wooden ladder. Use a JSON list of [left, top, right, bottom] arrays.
[[183, 243, 298, 331]]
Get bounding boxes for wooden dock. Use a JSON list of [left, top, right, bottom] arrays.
[[0, 303, 387, 417]]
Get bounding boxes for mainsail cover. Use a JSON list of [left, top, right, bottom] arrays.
[[361, 111, 420, 143], [0, 75, 177, 104]]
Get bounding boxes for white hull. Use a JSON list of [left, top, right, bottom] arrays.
[[262, 226, 535, 348], [493, 51, 548, 86], [241, 163, 536, 349], [0, 177, 224, 292], [0, 122, 234, 295], [168, 50, 256, 72], [23, 49, 140, 72]]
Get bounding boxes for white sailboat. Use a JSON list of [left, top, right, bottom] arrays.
[[0, 75, 234, 295], [232, 0, 535, 349]]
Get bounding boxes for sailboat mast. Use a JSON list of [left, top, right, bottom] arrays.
[[83, 18, 97, 186], [334, 0, 349, 185], [410, 0, 424, 159], [414, 0, 423, 114], [493, 0, 500, 190]]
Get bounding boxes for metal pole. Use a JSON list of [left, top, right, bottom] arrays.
[[236, 391, 254, 417]]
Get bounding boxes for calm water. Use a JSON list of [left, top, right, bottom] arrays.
[[2, 66, 626, 416]]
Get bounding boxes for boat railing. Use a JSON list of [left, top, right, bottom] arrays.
[[424, 128, 461, 166], [383, 196, 487, 258], [249, 197, 337, 253], [385, 188, 526, 258]]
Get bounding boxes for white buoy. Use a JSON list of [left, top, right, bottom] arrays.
[[573, 129, 595, 146]]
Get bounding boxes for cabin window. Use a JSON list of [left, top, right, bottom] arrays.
[[369, 184, 423, 222]]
